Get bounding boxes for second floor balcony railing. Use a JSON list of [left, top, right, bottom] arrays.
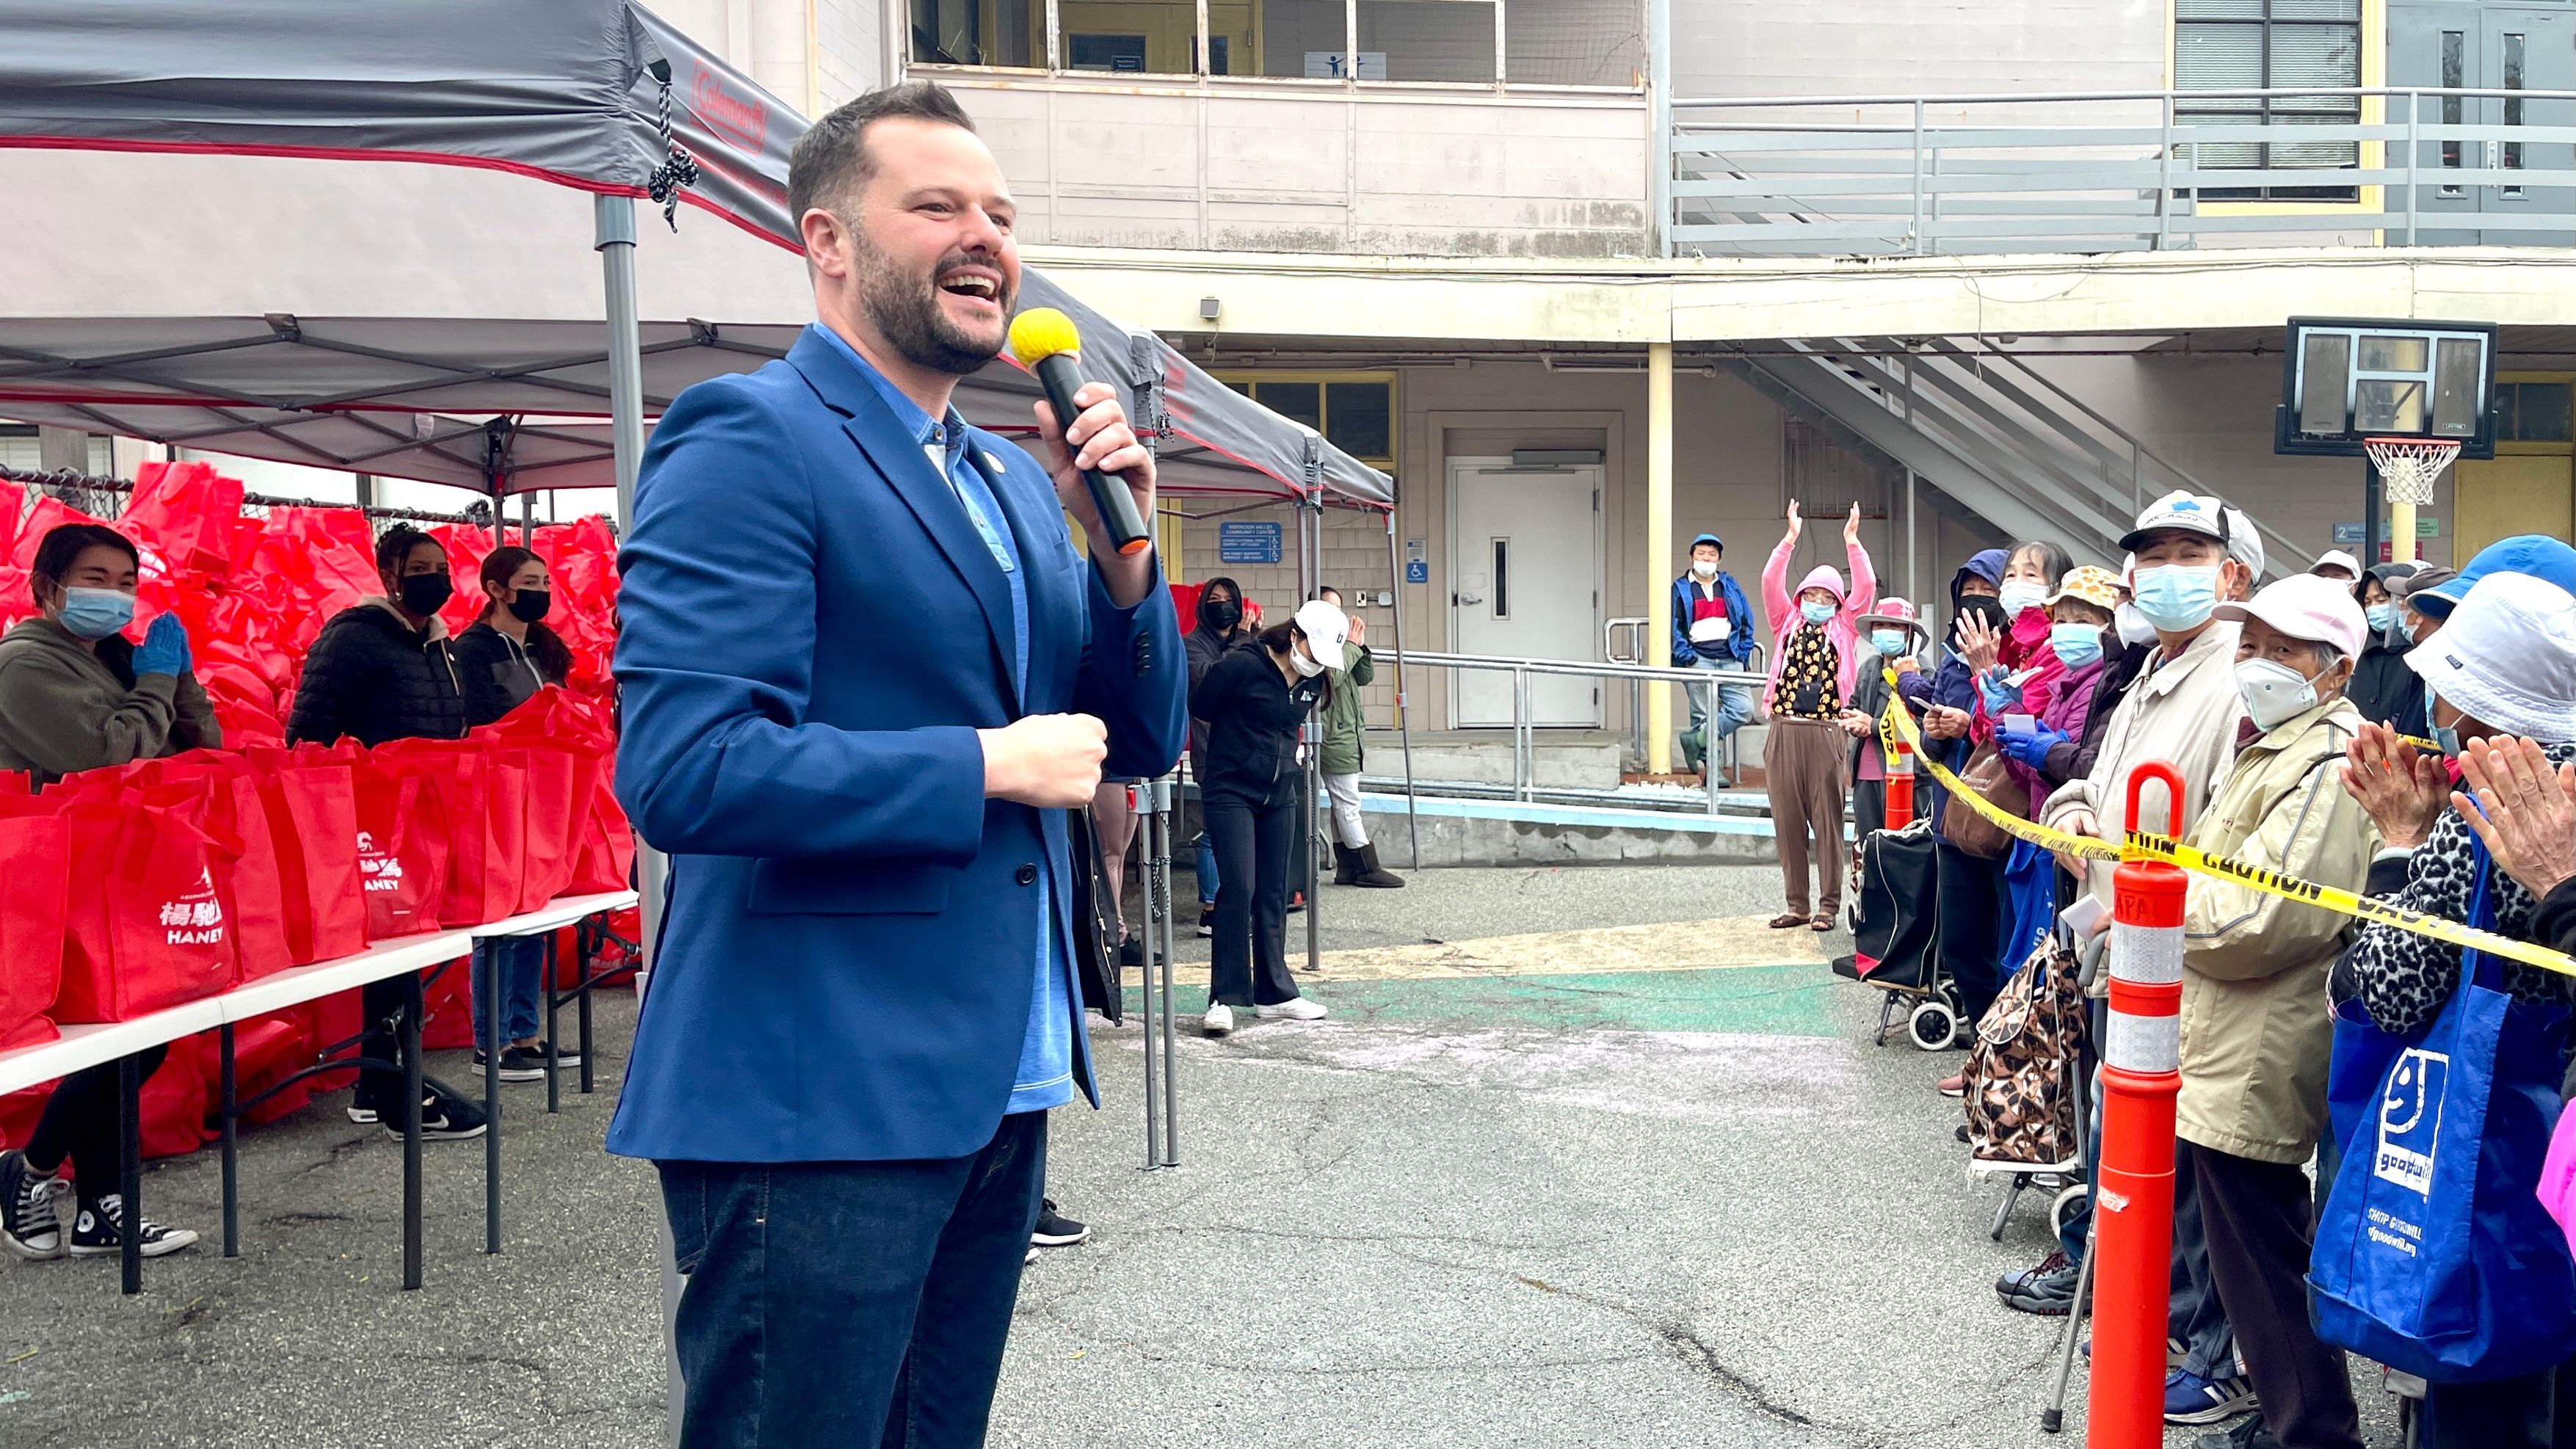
[[1667, 86, 2576, 258]]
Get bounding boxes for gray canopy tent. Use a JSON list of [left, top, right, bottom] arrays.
[[0, 0, 1419, 1306], [0, 0, 1393, 507]]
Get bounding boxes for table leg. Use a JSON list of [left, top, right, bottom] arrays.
[[577, 940, 595, 1097], [219, 1023, 239, 1259], [402, 970, 424, 1292], [485, 946, 502, 1256], [118, 1053, 142, 1296], [545, 947, 562, 1116]]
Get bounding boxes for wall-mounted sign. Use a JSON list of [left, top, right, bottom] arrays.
[[1219, 521, 1282, 565], [1404, 537, 1429, 585]]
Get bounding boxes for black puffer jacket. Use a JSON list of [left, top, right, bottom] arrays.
[[286, 599, 466, 747]]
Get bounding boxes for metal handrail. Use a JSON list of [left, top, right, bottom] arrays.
[[1675, 84, 2576, 110], [1384, 647, 1782, 813], [1668, 83, 2576, 258]]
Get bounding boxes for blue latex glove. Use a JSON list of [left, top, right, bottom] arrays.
[[131, 612, 192, 678], [1975, 669, 2023, 716], [1998, 720, 2065, 771]]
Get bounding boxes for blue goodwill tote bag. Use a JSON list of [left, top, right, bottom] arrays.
[[2310, 846, 2576, 1383]]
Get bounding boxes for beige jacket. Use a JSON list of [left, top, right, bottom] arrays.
[[0, 615, 221, 785], [2176, 697, 2378, 1163], [2040, 620, 2247, 996]]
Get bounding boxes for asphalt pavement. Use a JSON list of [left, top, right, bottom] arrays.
[[0, 863, 2407, 1448]]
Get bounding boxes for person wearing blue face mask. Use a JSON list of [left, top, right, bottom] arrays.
[[2344, 561, 2420, 729], [0, 523, 217, 784], [1837, 597, 1929, 840], [0, 522, 217, 1266]]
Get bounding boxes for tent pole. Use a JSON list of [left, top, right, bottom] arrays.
[[1385, 508, 1418, 869], [1301, 487, 1320, 977], [598, 191, 681, 1449]]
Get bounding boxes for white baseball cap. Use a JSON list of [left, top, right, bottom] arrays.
[[2313, 549, 2363, 580], [2213, 573, 2368, 660], [2406, 573, 2576, 744], [2119, 490, 2230, 553], [2224, 507, 2265, 582], [1293, 598, 1352, 672]]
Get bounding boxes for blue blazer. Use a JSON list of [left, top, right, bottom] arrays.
[[605, 329, 1186, 1164]]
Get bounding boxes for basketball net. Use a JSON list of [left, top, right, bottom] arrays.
[[2364, 437, 2460, 507]]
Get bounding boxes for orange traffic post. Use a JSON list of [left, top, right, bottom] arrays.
[[2086, 760, 2188, 1448], [1886, 734, 1916, 830]]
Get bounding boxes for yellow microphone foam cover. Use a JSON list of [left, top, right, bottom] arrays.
[[1006, 307, 1082, 366]]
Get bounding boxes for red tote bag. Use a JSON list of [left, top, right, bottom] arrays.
[[0, 813, 70, 1051], [353, 770, 445, 940], [56, 802, 239, 1023], [255, 762, 369, 965], [139, 765, 296, 984], [379, 738, 521, 927], [498, 744, 579, 913]]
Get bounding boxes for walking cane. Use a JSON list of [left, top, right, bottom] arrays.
[[2042, 929, 2111, 1434]]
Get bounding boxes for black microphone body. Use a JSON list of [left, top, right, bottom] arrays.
[[1031, 352, 1152, 555]]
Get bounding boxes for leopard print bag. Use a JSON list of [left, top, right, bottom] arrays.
[[1964, 937, 2088, 1166]]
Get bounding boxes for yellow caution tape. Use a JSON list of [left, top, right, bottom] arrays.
[[1874, 669, 2576, 978]]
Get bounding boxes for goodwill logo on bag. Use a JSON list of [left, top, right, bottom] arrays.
[[157, 867, 226, 946], [356, 831, 403, 893], [2374, 1047, 2450, 1199]]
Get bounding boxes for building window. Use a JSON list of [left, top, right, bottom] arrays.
[[1221, 374, 1398, 470], [910, 0, 1044, 68], [913, 0, 1637, 87], [2175, 0, 2363, 203], [2495, 382, 2575, 444]]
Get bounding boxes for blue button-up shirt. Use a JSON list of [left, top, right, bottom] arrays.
[[814, 323, 1075, 1115]]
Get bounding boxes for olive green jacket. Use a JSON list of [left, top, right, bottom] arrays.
[[0, 616, 221, 785], [1318, 645, 1375, 776]]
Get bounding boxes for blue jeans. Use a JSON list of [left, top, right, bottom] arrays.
[[1195, 831, 1218, 907], [1686, 657, 1757, 744], [660, 1111, 1048, 1449], [471, 934, 545, 1055]]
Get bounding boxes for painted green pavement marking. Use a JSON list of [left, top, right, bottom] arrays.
[[1115, 963, 1838, 1038]]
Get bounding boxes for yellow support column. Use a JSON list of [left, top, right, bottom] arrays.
[[1646, 341, 1674, 775]]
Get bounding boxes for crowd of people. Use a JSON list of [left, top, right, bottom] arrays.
[[1762, 481, 2576, 1449], [0, 520, 598, 1265]]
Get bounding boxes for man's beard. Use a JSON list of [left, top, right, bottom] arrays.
[[848, 227, 1010, 377]]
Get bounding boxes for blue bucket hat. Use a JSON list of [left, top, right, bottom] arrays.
[[2417, 534, 2576, 617]]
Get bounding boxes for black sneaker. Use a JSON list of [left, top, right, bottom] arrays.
[[1, 1149, 68, 1260], [349, 1086, 488, 1139], [530, 1039, 581, 1067], [1196, 909, 1214, 939], [67, 1194, 198, 1258], [1118, 937, 1145, 967], [476, 1047, 546, 1083], [1031, 1198, 1090, 1248]]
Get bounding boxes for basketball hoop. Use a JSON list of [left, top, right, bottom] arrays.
[[2363, 437, 2460, 507]]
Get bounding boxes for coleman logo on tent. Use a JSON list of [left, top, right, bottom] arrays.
[[692, 62, 767, 151]]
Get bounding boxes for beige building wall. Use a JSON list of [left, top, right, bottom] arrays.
[[936, 78, 1650, 257]]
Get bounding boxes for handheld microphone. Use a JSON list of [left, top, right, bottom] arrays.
[[1006, 308, 1153, 557]]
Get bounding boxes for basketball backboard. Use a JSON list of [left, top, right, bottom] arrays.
[[2275, 316, 2499, 459]]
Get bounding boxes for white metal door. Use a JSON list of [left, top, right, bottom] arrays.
[[1447, 458, 1603, 728]]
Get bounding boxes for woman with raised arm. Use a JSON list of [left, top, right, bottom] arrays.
[[1759, 501, 1876, 932]]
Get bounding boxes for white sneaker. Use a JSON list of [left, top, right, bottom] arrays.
[[1255, 997, 1327, 1021], [1201, 1003, 1234, 1036]]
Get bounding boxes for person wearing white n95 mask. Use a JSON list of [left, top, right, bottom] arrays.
[[2176, 572, 2376, 1449]]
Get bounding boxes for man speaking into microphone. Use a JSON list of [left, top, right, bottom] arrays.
[[607, 81, 1185, 1448]]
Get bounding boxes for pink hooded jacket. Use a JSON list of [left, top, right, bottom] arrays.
[[1761, 534, 1879, 711]]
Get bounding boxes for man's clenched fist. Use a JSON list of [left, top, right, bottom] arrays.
[[979, 713, 1109, 808]]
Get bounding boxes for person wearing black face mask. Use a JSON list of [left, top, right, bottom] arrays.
[[1185, 576, 1258, 934], [450, 544, 582, 1082], [288, 524, 484, 1141], [453, 545, 574, 729]]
